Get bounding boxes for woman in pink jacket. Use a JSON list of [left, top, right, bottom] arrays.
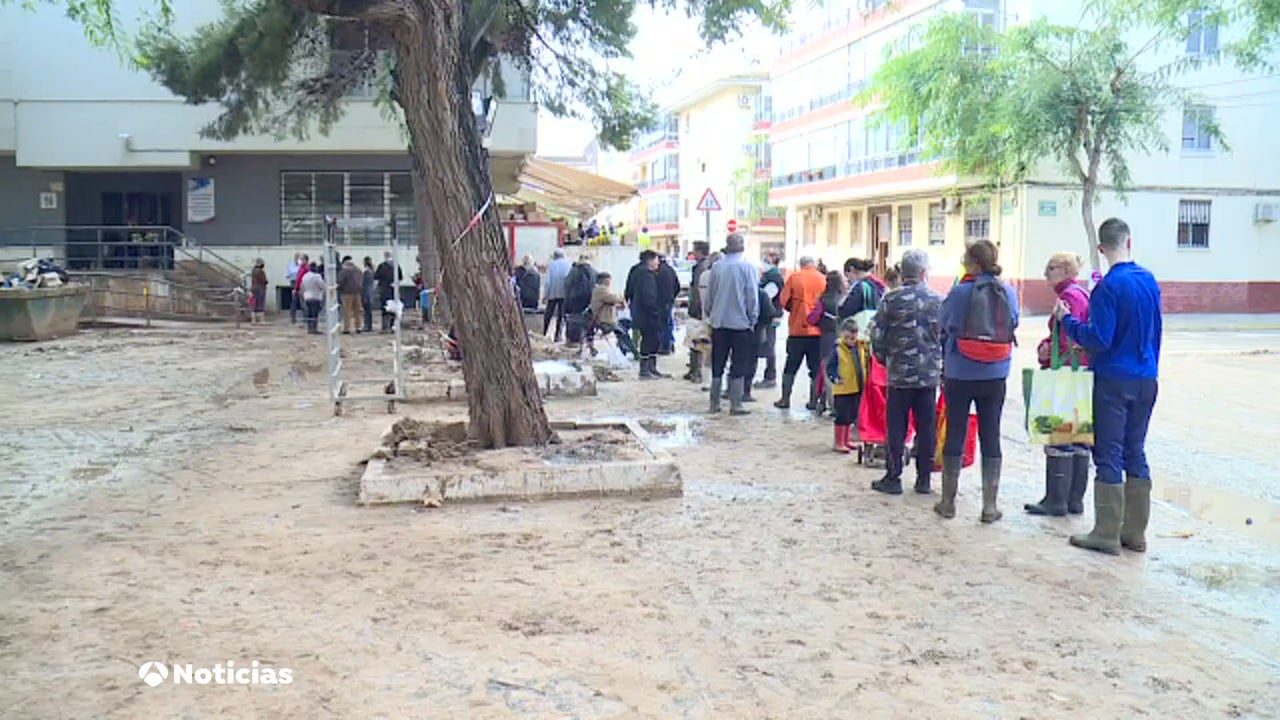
[[1026, 252, 1092, 516]]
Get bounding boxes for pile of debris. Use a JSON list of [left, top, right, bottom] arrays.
[[370, 418, 473, 463], [1, 258, 70, 290]]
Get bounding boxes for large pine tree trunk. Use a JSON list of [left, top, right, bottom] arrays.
[[391, 0, 551, 448]]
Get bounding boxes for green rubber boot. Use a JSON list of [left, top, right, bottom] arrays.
[[1069, 482, 1124, 555], [934, 455, 961, 519], [1121, 476, 1152, 552]]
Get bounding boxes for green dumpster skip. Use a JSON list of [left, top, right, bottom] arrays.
[[0, 285, 89, 341]]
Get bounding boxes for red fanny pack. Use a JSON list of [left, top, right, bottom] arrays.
[[957, 338, 1013, 363]]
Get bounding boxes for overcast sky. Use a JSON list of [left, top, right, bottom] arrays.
[[536, 6, 780, 157]]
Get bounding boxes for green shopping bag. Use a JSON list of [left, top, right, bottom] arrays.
[[1025, 325, 1094, 446]]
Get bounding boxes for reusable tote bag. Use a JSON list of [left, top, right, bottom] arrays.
[[1025, 325, 1094, 446]]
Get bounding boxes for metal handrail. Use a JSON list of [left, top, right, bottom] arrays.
[[0, 224, 248, 285], [75, 271, 244, 326]]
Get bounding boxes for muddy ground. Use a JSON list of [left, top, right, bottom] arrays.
[[0, 319, 1278, 718]]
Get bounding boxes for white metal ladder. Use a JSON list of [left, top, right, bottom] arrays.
[[324, 215, 406, 416]]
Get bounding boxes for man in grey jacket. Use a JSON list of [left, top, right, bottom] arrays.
[[705, 233, 760, 415], [543, 248, 572, 341]]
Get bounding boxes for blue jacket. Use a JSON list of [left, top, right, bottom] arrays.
[[939, 274, 1020, 381], [1063, 261, 1162, 380]]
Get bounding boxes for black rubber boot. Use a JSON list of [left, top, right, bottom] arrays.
[[729, 378, 751, 415], [1121, 476, 1152, 552], [639, 356, 657, 381], [1070, 482, 1124, 555], [980, 457, 1003, 524], [1026, 448, 1071, 516], [708, 377, 722, 413], [934, 455, 961, 518], [1068, 447, 1090, 515], [804, 381, 819, 411], [773, 373, 796, 409]]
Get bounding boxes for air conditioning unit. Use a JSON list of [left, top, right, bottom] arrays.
[[941, 196, 961, 214], [1256, 202, 1279, 223], [739, 95, 753, 109]]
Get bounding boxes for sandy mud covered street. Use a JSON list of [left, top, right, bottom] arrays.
[[0, 320, 1278, 718]]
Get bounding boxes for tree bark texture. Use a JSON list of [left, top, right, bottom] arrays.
[[390, 0, 551, 447], [1081, 179, 1100, 273], [409, 168, 450, 325]]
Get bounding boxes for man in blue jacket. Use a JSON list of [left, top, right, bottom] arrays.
[[1055, 217, 1162, 555]]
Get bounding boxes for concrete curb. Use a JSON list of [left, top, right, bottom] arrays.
[[358, 419, 683, 505]]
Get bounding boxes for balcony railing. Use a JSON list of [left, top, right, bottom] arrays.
[[753, 96, 773, 125], [771, 149, 923, 189], [773, 80, 866, 125], [637, 176, 681, 191], [632, 127, 680, 153]]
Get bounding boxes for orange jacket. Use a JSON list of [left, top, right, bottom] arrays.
[[779, 265, 826, 337]]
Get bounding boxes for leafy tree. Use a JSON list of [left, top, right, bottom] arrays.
[[1126, 0, 1280, 69], [13, 0, 788, 447], [869, 5, 1224, 271]]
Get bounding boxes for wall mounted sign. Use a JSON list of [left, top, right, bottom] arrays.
[[187, 177, 216, 223]]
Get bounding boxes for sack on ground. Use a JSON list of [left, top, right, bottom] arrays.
[[1026, 367, 1094, 445]]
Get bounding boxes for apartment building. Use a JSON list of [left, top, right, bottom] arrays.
[[0, 0, 537, 278], [768, 0, 1280, 312], [629, 74, 785, 260]]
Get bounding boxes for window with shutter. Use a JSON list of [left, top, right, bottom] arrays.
[[1177, 200, 1211, 249]]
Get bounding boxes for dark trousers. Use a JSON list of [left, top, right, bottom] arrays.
[[290, 288, 300, 323], [1092, 377, 1158, 485], [833, 392, 860, 426], [362, 294, 374, 331], [305, 299, 322, 333], [711, 328, 756, 380], [743, 325, 767, 383], [761, 324, 778, 380], [543, 298, 565, 339], [783, 336, 822, 379], [943, 378, 1006, 458], [661, 306, 675, 353], [887, 386, 937, 483], [638, 322, 661, 357]]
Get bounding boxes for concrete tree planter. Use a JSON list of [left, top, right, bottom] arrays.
[[358, 419, 681, 505]]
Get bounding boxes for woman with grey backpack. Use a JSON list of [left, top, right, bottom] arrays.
[[936, 240, 1020, 522]]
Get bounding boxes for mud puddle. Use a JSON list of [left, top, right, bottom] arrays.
[[637, 415, 705, 450], [1159, 480, 1280, 546]]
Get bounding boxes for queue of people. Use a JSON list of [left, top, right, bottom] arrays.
[[673, 217, 1159, 557]]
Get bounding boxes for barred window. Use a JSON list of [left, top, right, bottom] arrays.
[[897, 205, 913, 246], [928, 203, 945, 245], [1177, 199, 1210, 249], [280, 171, 417, 246], [964, 200, 990, 243]]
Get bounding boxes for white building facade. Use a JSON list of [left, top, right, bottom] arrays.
[[0, 0, 537, 283], [629, 74, 784, 260], [768, 0, 1280, 313]]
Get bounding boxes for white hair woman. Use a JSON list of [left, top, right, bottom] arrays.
[[1025, 251, 1092, 517]]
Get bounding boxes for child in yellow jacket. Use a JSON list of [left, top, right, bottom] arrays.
[[826, 316, 870, 453]]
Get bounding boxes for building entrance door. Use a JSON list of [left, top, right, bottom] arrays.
[[870, 208, 892, 275]]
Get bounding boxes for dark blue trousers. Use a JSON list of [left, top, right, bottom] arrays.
[[1091, 376, 1158, 485]]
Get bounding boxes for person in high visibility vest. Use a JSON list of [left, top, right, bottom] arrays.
[[637, 226, 652, 250]]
